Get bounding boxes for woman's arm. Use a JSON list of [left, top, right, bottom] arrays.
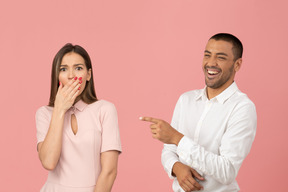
[[38, 79, 81, 170], [37, 108, 65, 170], [94, 150, 119, 192]]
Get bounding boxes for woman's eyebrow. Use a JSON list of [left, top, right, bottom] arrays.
[[60, 63, 84, 67], [74, 64, 85, 66]]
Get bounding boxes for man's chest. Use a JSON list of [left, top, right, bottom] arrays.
[[178, 101, 235, 153]]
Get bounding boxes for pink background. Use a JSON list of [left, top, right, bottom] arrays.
[[1, 0, 287, 191]]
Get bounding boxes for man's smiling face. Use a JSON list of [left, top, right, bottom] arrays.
[[202, 39, 240, 91]]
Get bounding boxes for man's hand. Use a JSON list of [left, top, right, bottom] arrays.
[[140, 116, 184, 145], [172, 162, 204, 191]]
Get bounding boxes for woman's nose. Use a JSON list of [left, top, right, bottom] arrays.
[[68, 70, 75, 79]]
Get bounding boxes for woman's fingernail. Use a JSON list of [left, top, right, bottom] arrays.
[[79, 77, 82, 80], [74, 77, 78, 80], [59, 82, 61, 85], [78, 87, 81, 90], [79, 81, 82, 84]]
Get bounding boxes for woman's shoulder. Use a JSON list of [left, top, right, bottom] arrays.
[[36, 105, 53, 113], [87, 100, 117, 113], [88, 99, 116, 108], [35, 105, 53, 118]]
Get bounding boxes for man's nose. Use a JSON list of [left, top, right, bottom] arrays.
[[207, 56, 217, 66]]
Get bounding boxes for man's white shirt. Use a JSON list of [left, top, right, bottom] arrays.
[[161, 82, 257, 192]]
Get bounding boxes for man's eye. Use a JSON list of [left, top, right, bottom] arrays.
[[204, 54, 210, 58], [218, 57, 226, 60]]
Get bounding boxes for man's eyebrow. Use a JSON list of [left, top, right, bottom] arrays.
[[216, 52, 228, 57], [204, 50, 228, 57]]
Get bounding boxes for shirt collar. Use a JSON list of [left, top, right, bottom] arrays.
[[196, 82, 239, 104], [215, 82, 238, 104], [72, 100, 88, 112], [196, 88, 206, 101]]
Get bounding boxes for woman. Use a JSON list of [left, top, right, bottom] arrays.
[[36, 43, 122, 192]]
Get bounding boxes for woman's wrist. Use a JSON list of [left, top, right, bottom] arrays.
[[53, 106, 66, 118]]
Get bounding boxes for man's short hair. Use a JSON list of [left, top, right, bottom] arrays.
[[210, 33, 243, 61]]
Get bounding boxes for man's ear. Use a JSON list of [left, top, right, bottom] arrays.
[[234, 58, 242, 72]]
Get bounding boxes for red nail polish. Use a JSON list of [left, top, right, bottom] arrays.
[[59, 82, 61, 85], [79, 81, 82, 84], [78, 87, 81, 90], [74, 77, 78, 80], [79, 77, 82, 80]]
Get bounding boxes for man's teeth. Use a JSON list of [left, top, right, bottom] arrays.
[[208, 70, 219, 75]]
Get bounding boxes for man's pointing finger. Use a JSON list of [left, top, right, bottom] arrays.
[[139, 116, 159, 124]]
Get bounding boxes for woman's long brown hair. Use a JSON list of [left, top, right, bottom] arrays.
[[48, 43, 98, 107]]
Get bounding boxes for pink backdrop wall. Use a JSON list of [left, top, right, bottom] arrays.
[[1, 0, 287, 191]]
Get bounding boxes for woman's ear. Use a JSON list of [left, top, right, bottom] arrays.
[[87, 68, 92, 81]]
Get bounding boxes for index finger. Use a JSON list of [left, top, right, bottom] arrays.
[[191, 168, 204, 181], [139, 116, 159, 124], [187, 176, 203, 191], [64, 77, 81, 92], [61, 77, 77, 90]]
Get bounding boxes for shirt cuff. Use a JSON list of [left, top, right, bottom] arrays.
[[177, 136, 197, 168], [166, 159, 179, 179]]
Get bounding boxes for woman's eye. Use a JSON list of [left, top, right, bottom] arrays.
[[60, 68, 66, 71], [76, 67, 83, 70]]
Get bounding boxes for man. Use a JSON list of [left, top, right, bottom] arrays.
[[140, 33, 257, 192]]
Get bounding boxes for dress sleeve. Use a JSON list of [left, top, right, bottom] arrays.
[[100, 102, 122, 153], [161, 96, 182, 179], [176, 101, 257, 184], [35, 106, 50, 145]]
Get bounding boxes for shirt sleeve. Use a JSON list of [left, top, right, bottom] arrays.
[[35, 106, 51, 145], [100, 102, 122, 153], [161, 96, 182, 179], [176, 101, 257, 185]]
